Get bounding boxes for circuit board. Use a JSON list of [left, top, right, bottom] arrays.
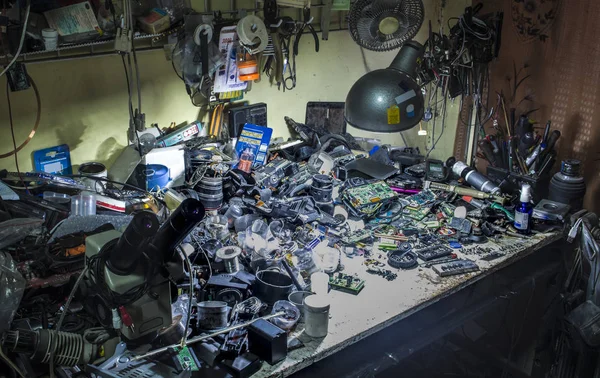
[[343, 181, 397, 209], [329, 273, 365, 295], [341, 229, 373, 244], [176, 347, 200, 371]]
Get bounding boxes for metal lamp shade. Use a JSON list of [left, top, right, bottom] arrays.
[[345, 40, 425, 133]]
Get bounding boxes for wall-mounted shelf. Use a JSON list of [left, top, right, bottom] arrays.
[[0, 0, 348, 64], [14, 33, 170, 64]]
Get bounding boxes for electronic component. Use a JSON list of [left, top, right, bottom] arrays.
[[449, 217, 473, 234], [6, 62, 30, 92], [388, 250, 418, 269], [247, 319, 287, 365], [341, 229, 373, 244], [156, 122, 202, 147], [425, 159, 447, 181], [432, 259, 479, 277], [405, 162, 426, 177], [253, 158, 298, 188], [481, 252, 505, 261], [228, 103, 268, 138], [329, 273, 365, 295], [533, 199, 570, 221], [406, 189, 437, 208], [415, 245, 453, 261], [342, 181, 398, 210], [174, 346, 201, 371]]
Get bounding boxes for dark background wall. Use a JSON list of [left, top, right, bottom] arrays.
[[475, 0, 599, 212]]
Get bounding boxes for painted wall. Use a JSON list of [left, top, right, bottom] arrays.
[[0, 0, 469, 172]]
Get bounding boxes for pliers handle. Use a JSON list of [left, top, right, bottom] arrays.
[[293, 7, 319, 56]]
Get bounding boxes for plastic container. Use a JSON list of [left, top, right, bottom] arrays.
[[42, 28, 58, 50], [303, 295, 330, 338], [224, 204, 243, 228], [288, 291, 312, 322], [43, 191, 70, 204], [197, 301, 228, 330], [71, 194, 96, 216], [270, 300, 300, 331]]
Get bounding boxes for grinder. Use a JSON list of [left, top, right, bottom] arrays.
[[84, 199, 205, 341]]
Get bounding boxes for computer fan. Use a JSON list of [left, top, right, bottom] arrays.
[[349, 0, 425, 51]]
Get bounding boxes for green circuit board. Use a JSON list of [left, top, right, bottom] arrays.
[[329, 273, 365, 295]]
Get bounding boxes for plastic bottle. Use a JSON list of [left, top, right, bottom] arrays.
[[514, 183, 533, 234]]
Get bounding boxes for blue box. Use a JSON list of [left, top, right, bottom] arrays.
[[33, 144, 72, 175], [234, 124, 272, 172]]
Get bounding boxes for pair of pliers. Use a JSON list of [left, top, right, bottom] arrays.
[[293, 7, 319, 56]]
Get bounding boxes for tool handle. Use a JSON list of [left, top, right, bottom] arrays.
[[545, 130, 561, 153], [542, 120, 551, 143]]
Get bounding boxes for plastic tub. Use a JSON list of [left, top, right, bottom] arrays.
[[43, 191, 70, 204], [71, 194, 96, 216]]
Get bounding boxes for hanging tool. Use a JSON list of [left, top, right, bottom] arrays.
[[263, 0, 285, 88], [293, 7, 320, 56], [237, 15, 269, 54]]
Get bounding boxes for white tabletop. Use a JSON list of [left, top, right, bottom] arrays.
[[254, 231, 562, 378]]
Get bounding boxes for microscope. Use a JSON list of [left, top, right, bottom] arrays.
[[84, 198, 205, 341], [1, 199, 206, 371]]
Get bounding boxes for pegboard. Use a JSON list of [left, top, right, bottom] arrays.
[[473, 0, 600, 212]]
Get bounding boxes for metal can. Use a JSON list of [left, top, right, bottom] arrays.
[[303, 295, 330, 338]]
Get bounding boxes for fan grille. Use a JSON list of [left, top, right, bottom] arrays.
[[349, 0, 425, 51]]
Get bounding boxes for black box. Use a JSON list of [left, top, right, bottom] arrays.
[[486, 166, 551, 201], [247, 319, 287, 365]]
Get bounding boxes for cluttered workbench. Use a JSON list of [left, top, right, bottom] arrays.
[[253, 230, 561, 378]]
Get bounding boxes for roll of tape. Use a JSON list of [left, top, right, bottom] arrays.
[[194, 24, 214, 46]]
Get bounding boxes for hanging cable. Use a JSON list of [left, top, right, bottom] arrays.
[[0, 74, 41, 159], [5, 80, 29, 193], [0, 0, 31, 78]]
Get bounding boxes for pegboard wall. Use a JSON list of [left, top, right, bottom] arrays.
[[474, 0, 600, 212]]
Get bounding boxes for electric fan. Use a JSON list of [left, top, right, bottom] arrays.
[[349, 0, 425, 51]]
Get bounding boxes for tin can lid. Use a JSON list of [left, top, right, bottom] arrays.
[[303, 295, 330, 312]]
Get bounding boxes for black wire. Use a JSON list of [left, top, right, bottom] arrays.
[[121, 54, 134, 117], [6, 81, 29, 194]]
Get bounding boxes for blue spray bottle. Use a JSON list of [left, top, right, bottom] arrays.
[[514, 183, 533, 234]]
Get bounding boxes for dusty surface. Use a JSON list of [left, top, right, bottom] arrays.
[[253, 232, 561, 378]]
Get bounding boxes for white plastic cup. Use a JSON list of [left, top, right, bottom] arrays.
[[71, 194, 96, 216], [42, 28, 58, 51]]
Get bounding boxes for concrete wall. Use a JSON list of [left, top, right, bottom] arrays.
[[0, 0, 469, 172]]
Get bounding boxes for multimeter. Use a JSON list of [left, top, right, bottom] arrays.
[[425, 159, 447, 181], [425, 157, 456, 182]]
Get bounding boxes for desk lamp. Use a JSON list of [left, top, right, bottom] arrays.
[[345, 41, 425, 133]]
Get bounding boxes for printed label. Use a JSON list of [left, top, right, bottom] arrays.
[[387, 105, 400, 124], [514, 211, 530, 230]]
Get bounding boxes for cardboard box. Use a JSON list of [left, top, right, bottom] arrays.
[[138, 8, 170, 35]]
